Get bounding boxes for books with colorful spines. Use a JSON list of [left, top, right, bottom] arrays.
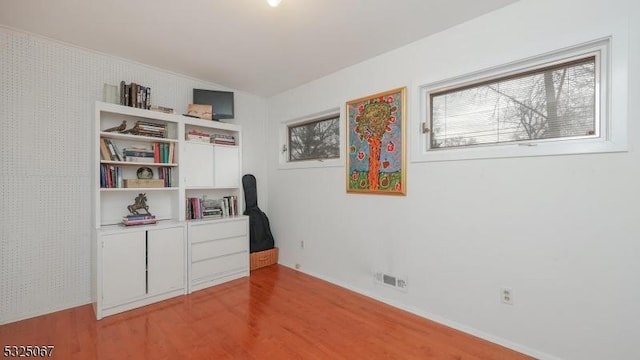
[[159, 167, 172, 187], [122, 219, 157, 226], [122, 214, 156, 226], [123, 214, 156, 221]]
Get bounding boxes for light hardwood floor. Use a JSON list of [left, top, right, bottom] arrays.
[[0, 265, 533, 359]]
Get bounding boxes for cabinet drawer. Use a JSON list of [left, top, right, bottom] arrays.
[[189, 220, 247, 243], [192, 252, 248, 282], [192, 236, 247, 262]]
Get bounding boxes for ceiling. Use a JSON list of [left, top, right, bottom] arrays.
[[0, 0, 519, 96]]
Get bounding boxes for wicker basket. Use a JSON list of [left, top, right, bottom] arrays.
[[250, 247, 278, 271]]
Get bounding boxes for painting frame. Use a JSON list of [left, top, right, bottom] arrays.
[[346, 87, 406, 195]]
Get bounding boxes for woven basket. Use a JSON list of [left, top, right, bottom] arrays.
[[250, 247, 278, 271]]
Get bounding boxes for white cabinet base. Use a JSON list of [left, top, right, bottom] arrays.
[[98, 288, 185, 320], [188, 216, 249, 293], [94, 224, 186, 320]]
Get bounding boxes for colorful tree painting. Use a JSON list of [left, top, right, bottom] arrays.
[[346, 87, 406, 195]]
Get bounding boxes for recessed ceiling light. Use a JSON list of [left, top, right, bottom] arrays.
[[267, 0, 282, 7]]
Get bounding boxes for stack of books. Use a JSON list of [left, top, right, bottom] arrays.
[[128, 120, 167, 138], [203, 199, 222, 219], [211, 134, 236, 145], [124, 148, 155, 163], [120, 81, 151, 110], [122, 214, 157, 226], [186, 129, 211, 142]]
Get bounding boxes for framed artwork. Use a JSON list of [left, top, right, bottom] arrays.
[[346, 87, 406, 195]]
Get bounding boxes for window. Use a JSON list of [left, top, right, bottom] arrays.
[[287, 114, 340, 162], [414, 39, 624, 162], [429, 56, 597, 149]]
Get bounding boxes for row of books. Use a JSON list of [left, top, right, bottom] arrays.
[[100, 164, 123, 188], [101, 140, 175, 164], [100, 138, 124, 162], [186, 129, 212, 143], [185, 130, 236, 145], [120, 81, 151, 110], [186, 195, 239, 220], [212, 134, 236, 146], [100, 164, 172, 188], [128, 120, 167, 138], [158, 167, 173, 188], [122, 214, 157, 226]]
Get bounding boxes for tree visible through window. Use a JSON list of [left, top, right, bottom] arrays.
[[429, 56, 597, 149], [288, 115, 340, 161]]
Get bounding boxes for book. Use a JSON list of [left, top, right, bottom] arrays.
[[122, 218, 157, 226], [123, 150, 155, 157], [125, 156, 155, 164], [123, 214, 156, 221], [99, 139, 111, 161]]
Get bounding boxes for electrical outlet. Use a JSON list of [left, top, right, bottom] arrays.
[[500, 287, 514, 305], [295, 263, 301, 270], [300, 240, 304, 249]]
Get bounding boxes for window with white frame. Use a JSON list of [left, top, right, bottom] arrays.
[[415, 39, 622, 161], [429, 56, 596, 148], [286, 114, 340, 162]]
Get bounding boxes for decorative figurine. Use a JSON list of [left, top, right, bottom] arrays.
[[104, 120, 127, 133], [127, 193, 151, 215]]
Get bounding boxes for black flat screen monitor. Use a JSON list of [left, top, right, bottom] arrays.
[[193, 89, 234, 120]]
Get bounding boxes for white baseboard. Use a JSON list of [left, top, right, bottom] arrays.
[[280, 262, 562, 360]]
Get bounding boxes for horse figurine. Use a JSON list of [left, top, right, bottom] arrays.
[[127, 193, 151, 215]]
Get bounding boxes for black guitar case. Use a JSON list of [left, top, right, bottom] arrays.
[[242, 174, 275, 253]]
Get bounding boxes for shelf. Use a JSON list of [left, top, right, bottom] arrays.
[[186, 215, 248, 224], [97, 101, 180, 124], [100, 131, 178, 143], [97, 219, 183, 234], [100, 187, 179, 192], [184, 141, 237, 148], [100, 160, 178, 167], [182, 116, 241, 131]]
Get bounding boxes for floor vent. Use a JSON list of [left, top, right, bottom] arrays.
[[374, 272, 408, 292]]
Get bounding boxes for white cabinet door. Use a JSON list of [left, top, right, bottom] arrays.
[[147, 227, 185, 295], [101, 231, 146, 306], [183, 142, 214, 188], [213, 146, 240, 188]]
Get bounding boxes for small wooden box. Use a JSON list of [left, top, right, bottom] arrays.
[[124, 179, 165, 188], [250, 247, 278, 271]]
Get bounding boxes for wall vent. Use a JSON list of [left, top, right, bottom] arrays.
[[374, 271, 408, 292]]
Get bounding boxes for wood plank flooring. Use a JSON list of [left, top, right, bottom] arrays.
[[0, 265, 533, 359]]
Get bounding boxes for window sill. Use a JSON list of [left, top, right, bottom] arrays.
[[410, 138, 627, 163], [277, 158, 344, 170]]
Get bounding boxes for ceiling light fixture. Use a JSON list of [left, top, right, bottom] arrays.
[[267, 0, 281, 7]]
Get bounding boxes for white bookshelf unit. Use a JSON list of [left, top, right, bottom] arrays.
[[92, 101, 249, 320]]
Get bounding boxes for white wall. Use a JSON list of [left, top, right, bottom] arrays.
[[266, 0, 640, 359], [0, 26, 268, 324]]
